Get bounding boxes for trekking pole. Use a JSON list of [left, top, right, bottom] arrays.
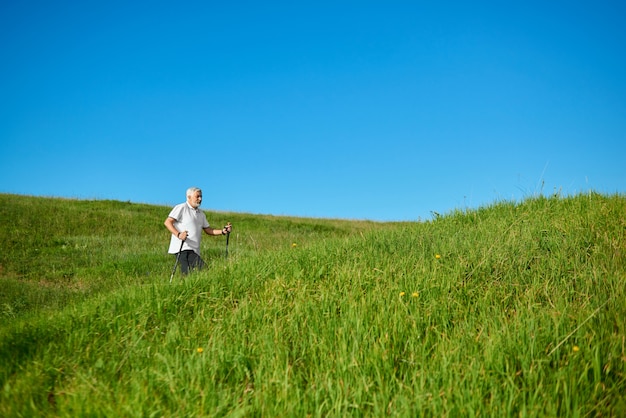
[[224, 222, 231, 259], [169, 238, 185, 283]]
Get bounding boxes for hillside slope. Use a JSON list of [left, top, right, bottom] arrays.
[[1, 192, 624, 416]]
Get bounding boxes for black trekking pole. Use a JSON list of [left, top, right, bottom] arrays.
[[169, 239, 185, 283], [224, 222, 231, 259]]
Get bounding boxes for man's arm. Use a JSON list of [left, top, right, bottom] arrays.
[[203, 226, 227, 236], [165, 217, 188, 240]]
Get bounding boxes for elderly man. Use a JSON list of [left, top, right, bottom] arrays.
[[164, 187, 232, 275]]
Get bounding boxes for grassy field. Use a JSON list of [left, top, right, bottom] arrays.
[[0, 192, 624, 416]]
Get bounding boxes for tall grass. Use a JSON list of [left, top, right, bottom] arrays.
[[1, 192, 624, 416]]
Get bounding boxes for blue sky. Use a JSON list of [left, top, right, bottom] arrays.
[[1, 1, 624, 221]]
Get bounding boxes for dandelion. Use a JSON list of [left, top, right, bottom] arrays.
[[412, 292, 419, 298], [573, 345, 580, 352], [399, 291, 406, 297], [435, 254, 441, 259], [292, 243, 297, 247], [197, 347, 204, 353]]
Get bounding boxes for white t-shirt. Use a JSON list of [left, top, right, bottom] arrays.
[[167, 202, 210, 254]]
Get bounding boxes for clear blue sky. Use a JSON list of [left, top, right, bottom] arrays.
[[1, 1, 624, 221]]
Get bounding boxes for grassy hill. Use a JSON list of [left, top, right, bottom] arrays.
[[0, 192, 624, 416]]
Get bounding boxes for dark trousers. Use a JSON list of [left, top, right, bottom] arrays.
[[176, 250, 206, 275]]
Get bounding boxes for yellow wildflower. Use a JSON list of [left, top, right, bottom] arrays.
[[435, 254, 441, 259], [573, 345, 580, 352], [399, 291, 406, 297], [412, 292, 419, 298], [197, 347, 204, 353]]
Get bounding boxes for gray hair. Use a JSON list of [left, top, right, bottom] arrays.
[[186, 187, 202, 197]]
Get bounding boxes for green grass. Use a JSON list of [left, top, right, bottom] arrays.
[[1, 192, 624, 416]]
